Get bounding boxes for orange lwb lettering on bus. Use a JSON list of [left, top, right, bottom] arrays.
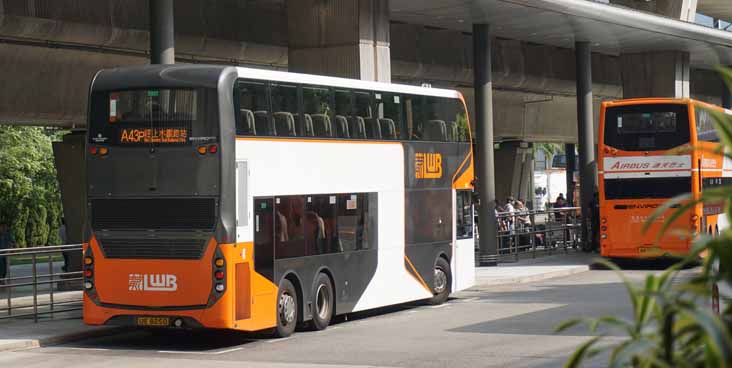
[[598, 98, 727, 258]]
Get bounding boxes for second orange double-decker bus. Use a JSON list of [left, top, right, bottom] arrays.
[[598, 98, 728, 258]]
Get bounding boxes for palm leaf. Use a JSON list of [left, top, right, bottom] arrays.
[[564, 336, 603, 368]]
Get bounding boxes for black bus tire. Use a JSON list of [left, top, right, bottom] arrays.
[[310, 273, 334, 331], [274, 278, 298, 338], [427, 257, 451, 305]]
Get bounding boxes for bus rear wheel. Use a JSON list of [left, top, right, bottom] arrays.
[[310, 273, 334, 331], [274, 278, 298, 338], [427, 257, 451, 305]]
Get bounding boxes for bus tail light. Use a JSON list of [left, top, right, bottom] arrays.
[[691, 215, 699, 222], [215, 258, 224, 267], [601, 234, 607, 239], [99, 147, 109, 156], [215, 284, 225, 292], [197, 146, 207, 155], [84, 281, 94, 290], [208, 144, 218, 154], [89, 146, 98, 155], [601, 225, 607, 232], [84, 269, 93, 278], [601, 217, 607, 224], [215, 271, 224, 280]]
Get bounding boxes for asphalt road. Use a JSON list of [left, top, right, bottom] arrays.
[[0, 269, 686, 368]]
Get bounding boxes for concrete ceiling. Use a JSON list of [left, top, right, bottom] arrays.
[[390, 0, 732, 69], [697, 0, 732, 22]]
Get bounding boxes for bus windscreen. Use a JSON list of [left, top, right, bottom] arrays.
[[604, 104, 690, 151]]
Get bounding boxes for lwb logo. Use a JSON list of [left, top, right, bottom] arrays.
[[415, 152, 443, 179], [128, 274, 178, 292]]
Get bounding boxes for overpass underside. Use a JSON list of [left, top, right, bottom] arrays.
[[0, 2, 725, 143]]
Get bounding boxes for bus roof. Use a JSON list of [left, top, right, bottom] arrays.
[[234, 66, 461, 99], [601, 97, 731, 113], [91, 64, 462, 100]]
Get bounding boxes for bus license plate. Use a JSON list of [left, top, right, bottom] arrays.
[[136, 317, 170, 327], [639, 247, 661, 254]]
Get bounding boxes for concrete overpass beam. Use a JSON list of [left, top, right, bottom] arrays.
[[620, 51, 690, 98], [287, 0, 390, 82]]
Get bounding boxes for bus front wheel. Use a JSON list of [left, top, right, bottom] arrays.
[[427, 257, 451, 305], [274, 278, 298, 338]]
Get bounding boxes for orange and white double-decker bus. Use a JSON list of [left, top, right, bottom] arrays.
[[598, 98, 728, 258], [82, 64, 476, 337]]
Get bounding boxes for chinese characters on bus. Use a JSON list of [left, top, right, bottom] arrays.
[[119, 128, 188, 144]]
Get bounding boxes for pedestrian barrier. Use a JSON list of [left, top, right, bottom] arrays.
[[479, 207, 582, 264], [0, 244, 83, 322]]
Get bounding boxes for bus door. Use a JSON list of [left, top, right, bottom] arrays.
[[254, 198, 275, 282], [453, 190, 475, 291]]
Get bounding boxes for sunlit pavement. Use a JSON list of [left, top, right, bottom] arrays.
[[0, 268, 681, 368]]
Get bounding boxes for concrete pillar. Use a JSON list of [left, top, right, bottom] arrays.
[[473, 24, 498, 265], [508, 142, 534, 203], [620, 51, 690, 98], [52, 131, 86, 289], [609, 0, 697, 21], [575, 42, 598, 250], [565, 143, 576, 207], [287, 0, 390, 82], [149, 0, 175, 64]]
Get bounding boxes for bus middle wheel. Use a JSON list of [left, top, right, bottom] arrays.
[[310, 272, 334, 331]]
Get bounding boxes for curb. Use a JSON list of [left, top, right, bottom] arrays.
[[0, 326, 126, 352], [474, 265, 591, 287]]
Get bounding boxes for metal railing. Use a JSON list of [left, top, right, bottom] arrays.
[[480, 207, 582, 264], [0, 244, 83, 322]]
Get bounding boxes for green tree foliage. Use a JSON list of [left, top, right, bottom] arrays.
[[535, 142, 565, 164], [456, 112, 470, 142], [0, 126, 64, 247]]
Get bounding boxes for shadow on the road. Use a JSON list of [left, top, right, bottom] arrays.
[[590, 257, 698, 271], [61, 299, 437, 352], [448, 281, 632, 337], [65, 328, 260, 352]]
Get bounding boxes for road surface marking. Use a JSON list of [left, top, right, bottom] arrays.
[[157, 347, 244, 355], [265, 337, 294, 343]]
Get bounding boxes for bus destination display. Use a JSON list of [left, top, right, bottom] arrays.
[[119, 127, 188, 144]]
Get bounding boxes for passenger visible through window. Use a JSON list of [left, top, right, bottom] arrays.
[[303, 86, 333, 138]]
